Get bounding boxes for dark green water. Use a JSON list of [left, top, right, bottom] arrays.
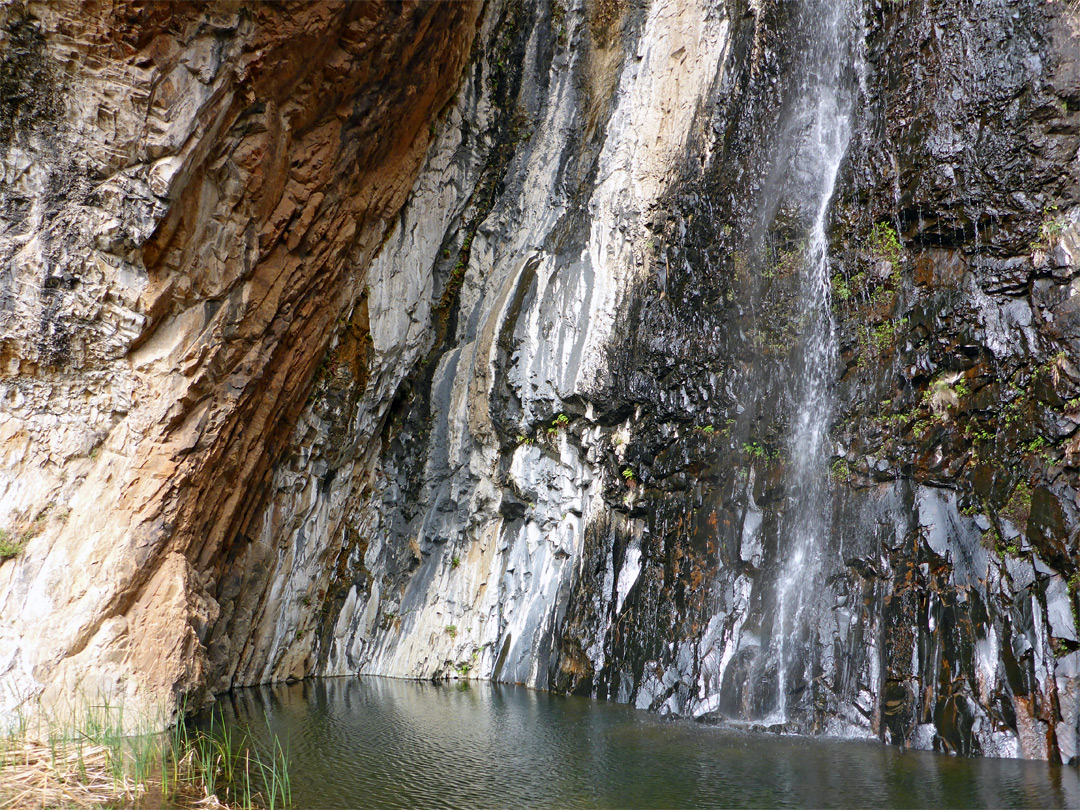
[[198, 678, 1078, 809]]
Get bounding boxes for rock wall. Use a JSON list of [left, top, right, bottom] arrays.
[[1, 0, 1079, 765], [291, 0, 1080, 763], [0, 0, 480, 721]]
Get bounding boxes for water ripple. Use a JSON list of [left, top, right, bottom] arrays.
[[196, 679, 1079, 810]]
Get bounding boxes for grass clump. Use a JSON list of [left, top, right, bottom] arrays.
[[0, 528, 25, 560], [0, 698, 291, 809]]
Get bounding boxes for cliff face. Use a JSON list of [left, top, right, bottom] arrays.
[[0, 0, 480, 720], [2, 0, 1079, 764]]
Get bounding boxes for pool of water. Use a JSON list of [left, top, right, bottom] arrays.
[[196, 678, 1078, 809]]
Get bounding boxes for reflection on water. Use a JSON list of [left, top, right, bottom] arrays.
[[196, 678, 1078, 809]]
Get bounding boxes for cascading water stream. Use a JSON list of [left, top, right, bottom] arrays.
[[773, 88, 849, 722], [737, 0, 863, 725], [773, 0, 862, 725]]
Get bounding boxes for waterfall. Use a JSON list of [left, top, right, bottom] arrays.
[[722, 0, 863, 726], [773, 0, 860, 723]]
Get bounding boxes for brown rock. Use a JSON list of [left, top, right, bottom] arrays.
[[0, 0, 480, 725]]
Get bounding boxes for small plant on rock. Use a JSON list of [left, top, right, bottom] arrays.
[[1000, 480, 1033, 535], [742, 441, 768, 461], [924, 372, 965, 419], [830, 458, 851, 482], [0, 529, 25, 560], [867, 222, 903, 265], [1024, 435, 1048, 454], [831, 273, 852, 302], [959, 500, 981, 517], [1032, 205, 1066, 250]]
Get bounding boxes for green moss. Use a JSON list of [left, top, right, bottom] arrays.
[[831, 273, 852, 301], [872, 321, 896, 354], [1000, 480, 1032, 535], [764, 242, 804, 280], [870, 285, 896, 312], [979, 524, 1001, 554], [830, 458, 852, 482], [857, 318, 905, 364]]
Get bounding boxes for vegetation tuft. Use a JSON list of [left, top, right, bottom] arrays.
[[0, 699, 291, 809], [0, 529, 25, 560], [867, 222, 903, 265]]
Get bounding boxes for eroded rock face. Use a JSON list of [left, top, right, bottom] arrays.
[[1, 0, 1078, 765], [0, 0, 480, 722], [284, 0, 1080, 763]]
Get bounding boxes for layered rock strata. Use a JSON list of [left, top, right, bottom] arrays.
[[0, 0, 480, 721], [1, 0, 1079, 765], [289, 0, 1080, 763]]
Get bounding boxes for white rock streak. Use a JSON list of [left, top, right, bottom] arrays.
[[320, 0, 732, 686]]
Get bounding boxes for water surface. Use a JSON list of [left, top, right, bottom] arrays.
[[200, 678, 1078, 809]]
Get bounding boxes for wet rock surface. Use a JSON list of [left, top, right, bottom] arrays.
[[315, 0, 1080, 763], [1, 0, 1078, 764]]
